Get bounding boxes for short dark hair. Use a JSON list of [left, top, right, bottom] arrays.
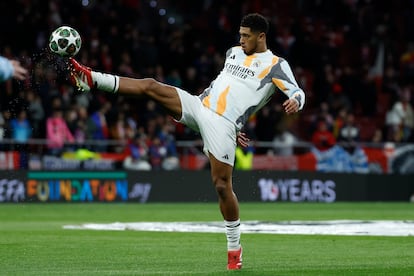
[[240, 13, 269, 34]]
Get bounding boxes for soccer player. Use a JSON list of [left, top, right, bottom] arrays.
[[69, 13, 305, 270]]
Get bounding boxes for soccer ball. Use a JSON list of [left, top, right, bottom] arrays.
[[49, 26, 82, 57]]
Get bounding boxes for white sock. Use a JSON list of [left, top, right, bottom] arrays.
[[225, 219, 241, 251], [91, 71, 120, 93]]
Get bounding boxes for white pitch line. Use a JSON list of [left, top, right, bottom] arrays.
[[63, 220, 414, 236]]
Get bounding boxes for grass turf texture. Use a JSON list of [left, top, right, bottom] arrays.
[[1, 202, 413, 275]]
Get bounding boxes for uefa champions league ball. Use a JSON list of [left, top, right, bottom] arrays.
[[49, 26, 81, 57]]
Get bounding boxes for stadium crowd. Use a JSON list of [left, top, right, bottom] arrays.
[[1, 0, 414, 167]]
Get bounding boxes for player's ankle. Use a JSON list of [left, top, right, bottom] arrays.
[[91, 71, 119, 93]]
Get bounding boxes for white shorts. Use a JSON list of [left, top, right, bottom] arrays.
[[175, 88, 237, 166]]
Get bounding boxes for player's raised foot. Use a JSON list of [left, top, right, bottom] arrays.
[[69, 58, 93, 92], [227, 246, 242, 270]]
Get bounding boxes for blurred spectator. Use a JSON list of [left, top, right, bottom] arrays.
[[326, 67, 352, 115], [311, 118, 336, 151], [332, 107, 348, 139], [148, 136, 167, 170], [338, 114, 360, 143], [158, 118, 180, 170], [399, 87, 414, 142], [65, 107, 78, 137], [371, 128, 384, 143], [26, 89, 45, 138], [110, 112, 130, 153], [123, 133, 151, 171], [75, 92, 91, 109], [385, 84, 414, 142], [309, 102, 334, 135], [0, 110, 11, 141], [73, 106, 89, 144], [88, 101, 111, 151], [46, 108, 75, 156], [161, 151, 180, 170], [385, 107, 402, 143], [272, 125, 298, 156], [144, 117, 181, 169], [10, 110, 31, 168], [10, 110, 31, 143]]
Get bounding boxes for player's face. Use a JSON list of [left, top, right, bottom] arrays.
[[239, 27, 263, 55]]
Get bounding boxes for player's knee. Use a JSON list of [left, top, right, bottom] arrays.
[[213, 177, 231, 199]]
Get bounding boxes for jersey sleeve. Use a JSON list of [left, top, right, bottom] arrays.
[[225, 48, 233, 59], [271, 59, 305, 110]]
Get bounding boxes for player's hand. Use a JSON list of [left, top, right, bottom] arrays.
[[11, 60, 28, 81], [283, 98, 299, 114], [237, 132, 250, 148]]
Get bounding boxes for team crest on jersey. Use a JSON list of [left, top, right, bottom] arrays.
[[252, 61, 261, 68]]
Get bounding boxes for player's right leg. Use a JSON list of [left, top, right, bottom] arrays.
[[69, 58, 182, 120]]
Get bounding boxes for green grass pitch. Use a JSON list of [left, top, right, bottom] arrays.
[[1, 202, 413, 275]]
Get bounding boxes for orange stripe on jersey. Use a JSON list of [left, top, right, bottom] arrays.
[[216, 86, 230, 115], [258, 56, 279, 79], [202, 94, 211, 108], [243, 54, 257, 67], [272, 78, 287, 92]]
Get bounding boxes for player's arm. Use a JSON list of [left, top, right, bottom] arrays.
[[0, 56, 28, 81], [271, 59, 305, 114]]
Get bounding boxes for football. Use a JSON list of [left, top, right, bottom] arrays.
[[49, 26, 82, 57]]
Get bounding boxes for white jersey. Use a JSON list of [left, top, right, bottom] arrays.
[[199, 46, 305, 130]]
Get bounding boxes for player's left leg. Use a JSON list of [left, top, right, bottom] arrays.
[[69, 58, 182, 120], [209, 154, 242, 270], [118, 77, 182, 120]]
